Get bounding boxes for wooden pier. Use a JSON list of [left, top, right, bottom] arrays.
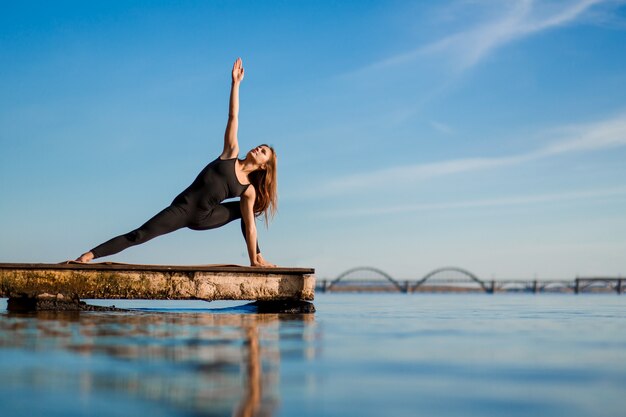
[[0, 262, 315, 312]]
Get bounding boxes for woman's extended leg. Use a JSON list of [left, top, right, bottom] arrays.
[[87, 205, 190, 260]]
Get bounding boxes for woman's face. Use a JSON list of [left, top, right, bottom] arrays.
[[248, 145, 272, 167]]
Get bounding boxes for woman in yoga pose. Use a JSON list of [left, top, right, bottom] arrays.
[[75, 58, 277, 267]]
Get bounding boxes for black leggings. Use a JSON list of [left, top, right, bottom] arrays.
[[90, 201, 259, 259]]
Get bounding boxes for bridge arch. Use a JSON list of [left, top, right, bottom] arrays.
[[328, 266, 403, 292], [412, 267, 487, 292]]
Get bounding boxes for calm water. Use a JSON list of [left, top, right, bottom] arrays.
[[1, 294, 625, 417]]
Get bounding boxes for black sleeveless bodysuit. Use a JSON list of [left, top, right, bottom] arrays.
[[90, 157, 260, 259], [172, 157, 249, 210]]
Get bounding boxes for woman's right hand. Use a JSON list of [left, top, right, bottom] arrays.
[[232, 57, 244, 84]]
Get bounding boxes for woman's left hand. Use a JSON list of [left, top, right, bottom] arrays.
[[252, 253, 276, 267], [232, 57, 244, 84]]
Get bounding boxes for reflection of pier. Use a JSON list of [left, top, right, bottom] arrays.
[[0, 310, 317, 416], [318, 267, 624, 294]]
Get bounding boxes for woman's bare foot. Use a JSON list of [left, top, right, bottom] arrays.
[[75, 251, 94, 263]]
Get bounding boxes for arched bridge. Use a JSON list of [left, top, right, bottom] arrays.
[[320, 266, 493, 293], [316, 267, 624, 294], [412, 267, 489, 292], [326, 266, 405, 292]]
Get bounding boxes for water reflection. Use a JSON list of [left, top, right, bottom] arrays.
[[0, 309, 317, 417]]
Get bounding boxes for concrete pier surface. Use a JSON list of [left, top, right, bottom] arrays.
[[0, 262, 316, 302]]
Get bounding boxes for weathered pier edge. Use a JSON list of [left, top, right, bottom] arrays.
[[0, 263, 316, 313]]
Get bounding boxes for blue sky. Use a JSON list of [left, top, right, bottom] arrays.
[[1, 0, 626, 280]]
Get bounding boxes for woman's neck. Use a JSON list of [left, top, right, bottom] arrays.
[[238, 158, 260, 174]]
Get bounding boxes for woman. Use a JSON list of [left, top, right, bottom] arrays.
[[75, 58, 277, 267]]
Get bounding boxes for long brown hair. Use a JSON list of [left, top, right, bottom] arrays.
[[247, 144, 277, 225]]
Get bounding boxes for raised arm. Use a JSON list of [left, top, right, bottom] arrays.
[[221, 58, 244, 160]]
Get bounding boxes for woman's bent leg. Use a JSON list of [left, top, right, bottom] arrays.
[[91, 205, 189, 259], [190, 202, 260, 254]]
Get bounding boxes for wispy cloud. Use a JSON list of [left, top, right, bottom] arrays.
[[536, 114, 626, 155], [323, 154, 532, 192], [354, 0, 609, 74], [322, 186, 626, 217], [430, 120, 455, 135], [320, 111, 626, 195]]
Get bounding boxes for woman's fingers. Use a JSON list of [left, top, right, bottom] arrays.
[[251, 259, 276, 268], [232, 58, 244, 81]]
